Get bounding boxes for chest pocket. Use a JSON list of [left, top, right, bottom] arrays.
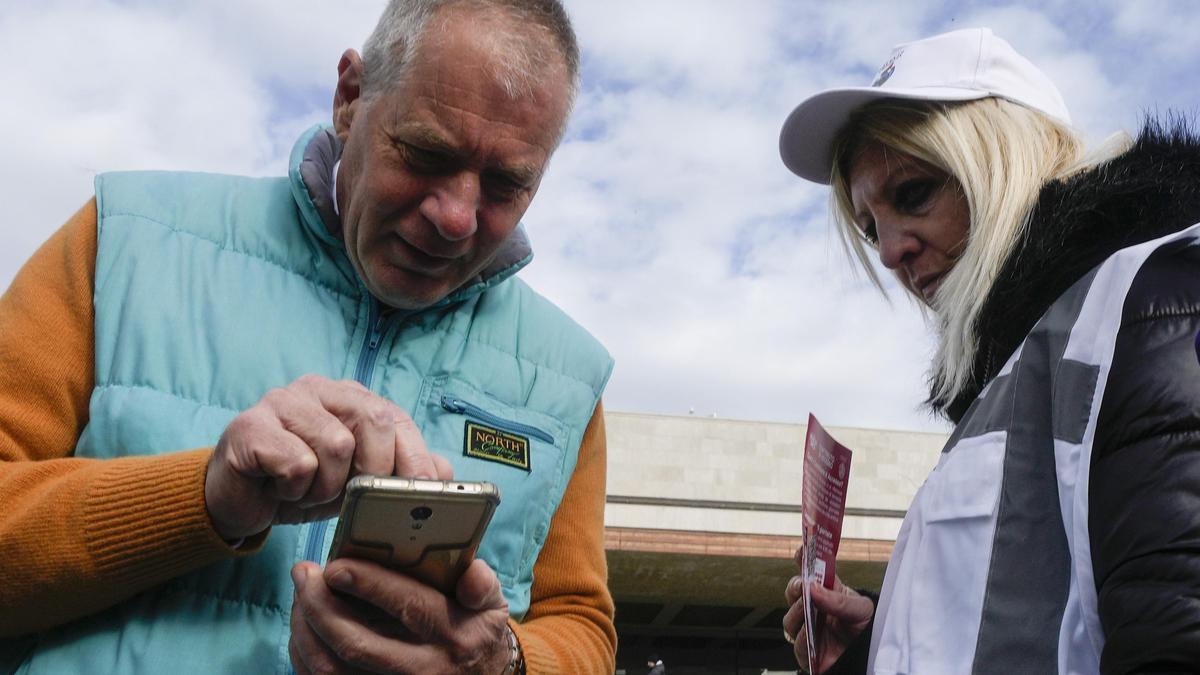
[[922, 432, 1005, 525], [413, 376, 571, 596]]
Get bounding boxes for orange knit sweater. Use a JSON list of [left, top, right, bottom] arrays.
[[0, 200, 615, 673]]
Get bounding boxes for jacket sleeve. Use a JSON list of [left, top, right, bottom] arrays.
[[825, 590, 878, 675], [511, 402, 616, 674], [1090, 245, 1200, 673], [0, 200, 252, 638]]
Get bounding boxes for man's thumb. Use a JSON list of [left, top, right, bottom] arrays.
[[456, 559, 507, 612]]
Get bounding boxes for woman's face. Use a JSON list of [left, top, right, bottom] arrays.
[[847, 140, 970, 306]]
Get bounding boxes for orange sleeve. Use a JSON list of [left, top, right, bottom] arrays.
[[0, 200, 253, 638], [512, 401, 617, 674]]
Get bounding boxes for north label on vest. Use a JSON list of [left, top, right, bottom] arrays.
[[464, 422, 531, 471]]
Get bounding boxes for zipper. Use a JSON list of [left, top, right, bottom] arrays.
[[299, 298, 391, 574], [441, 394, 555, 443], [353, 298, 387, 389]]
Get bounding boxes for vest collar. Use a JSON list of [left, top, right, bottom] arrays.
[[287, 124, 534, 309]]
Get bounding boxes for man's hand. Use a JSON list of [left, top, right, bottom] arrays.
[[782, 574, 874, 674], [288, 557, 513, 675], [205, 375, 454, 541]]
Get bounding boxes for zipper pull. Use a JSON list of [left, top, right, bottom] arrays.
[[368, 316, 384, 350], [441, 395, 465, 413], [366, 299, 386, 350]]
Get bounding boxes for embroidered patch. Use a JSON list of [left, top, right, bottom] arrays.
[[463, 422, 531, 471]]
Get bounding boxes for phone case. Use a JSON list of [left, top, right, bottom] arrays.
[[327, 476, 501, 595]]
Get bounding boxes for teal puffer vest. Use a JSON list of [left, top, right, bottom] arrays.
[[13, 126, 612, 674]]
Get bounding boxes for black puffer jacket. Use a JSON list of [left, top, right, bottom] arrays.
[[955, 121, 1200, 673], [832, 122, 1200, 673]]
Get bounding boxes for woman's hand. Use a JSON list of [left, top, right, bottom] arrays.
[[782, 574, 874, 673]]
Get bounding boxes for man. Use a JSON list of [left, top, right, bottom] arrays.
[[0, 1, 615, 673]]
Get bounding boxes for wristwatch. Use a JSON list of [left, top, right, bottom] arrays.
[[499, 623, 526, 675]]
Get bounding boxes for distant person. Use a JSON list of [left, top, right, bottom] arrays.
[[778, 27, 1200, 673], [0, 1, 617, 673], [647, 653, 666, 675]]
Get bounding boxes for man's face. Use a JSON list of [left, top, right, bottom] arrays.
[[336, 15, 569, 310]]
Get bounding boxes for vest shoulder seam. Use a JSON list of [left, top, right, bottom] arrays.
[[94, 382, 242, 415], [436, 328, 610, 397], [99, 210, 357, 303]]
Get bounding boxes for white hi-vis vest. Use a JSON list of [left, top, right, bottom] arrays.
[[869, 223, 1200, 675]]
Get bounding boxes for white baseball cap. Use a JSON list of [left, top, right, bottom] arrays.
[[779, 27, 1071, 184]]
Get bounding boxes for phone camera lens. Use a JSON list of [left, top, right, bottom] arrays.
[[411, 506, 433, 521]]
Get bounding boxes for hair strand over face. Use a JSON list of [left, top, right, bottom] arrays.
[[829, 98, 1110, 412]]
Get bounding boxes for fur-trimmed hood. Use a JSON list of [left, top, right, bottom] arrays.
[[938, 119, 1200, 421]]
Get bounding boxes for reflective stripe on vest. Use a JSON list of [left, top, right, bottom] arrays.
[[869, 223, 1200, 675]]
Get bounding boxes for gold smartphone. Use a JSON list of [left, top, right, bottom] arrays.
[[327, 475, 501, 595]]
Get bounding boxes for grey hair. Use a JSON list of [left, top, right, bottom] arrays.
[[360, 0, 580, 129]]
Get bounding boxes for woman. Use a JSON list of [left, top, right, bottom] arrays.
[[778, 28, 1200, 674]]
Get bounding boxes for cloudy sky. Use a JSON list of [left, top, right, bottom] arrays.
[[2, 0, 1196, 433]]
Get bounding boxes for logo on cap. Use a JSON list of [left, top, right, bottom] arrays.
[[871, 48, 904, 87]]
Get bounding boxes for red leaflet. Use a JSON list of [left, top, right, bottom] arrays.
[[801, 414, 853, 673]]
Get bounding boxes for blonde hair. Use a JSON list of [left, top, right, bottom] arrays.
[[829, 98, 1097, 408]]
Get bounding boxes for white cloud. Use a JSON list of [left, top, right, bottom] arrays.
[[2, 0, 1182, 436], [1112, 0, 1200, 61], [787, 0, 940, 71], [566, 0, 784, 97], [0, 2, 274, 286], [957, 5, 1130, 141]]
